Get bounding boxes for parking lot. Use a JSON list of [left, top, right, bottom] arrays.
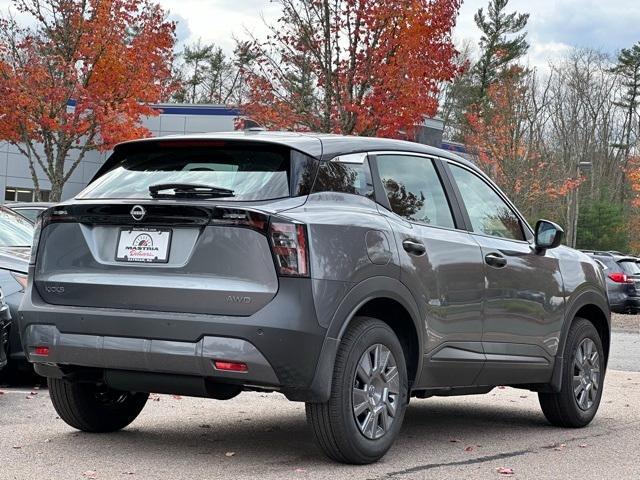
[[0, 315, 638, 480]]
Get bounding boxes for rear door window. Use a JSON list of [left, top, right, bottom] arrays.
[[312, 159, 374, 199], [376, 154, 455, 228], [79, 142, 317, 201], [619, 260, 640, 275]]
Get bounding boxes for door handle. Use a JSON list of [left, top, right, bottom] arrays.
[[402, 239, 426, 256], [485, 252, 507, 268]]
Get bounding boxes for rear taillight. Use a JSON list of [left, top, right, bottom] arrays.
[[269, 221, 309, 277], [609, 273, 632, 283]]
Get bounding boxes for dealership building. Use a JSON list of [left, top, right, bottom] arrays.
[[0, 104, 460, 203]]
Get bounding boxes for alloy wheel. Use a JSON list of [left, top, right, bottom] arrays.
[[352, 343, 400, 440], [572, 338, 600, 411]]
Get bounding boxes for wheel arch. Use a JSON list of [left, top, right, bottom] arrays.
[[304, 276, 424, 403], [549, 288, 610, 392]]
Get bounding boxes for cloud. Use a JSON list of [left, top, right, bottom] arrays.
[[168, 12, 191, 46], [158, 0, 280, 52], [455, 0, 640, 65]]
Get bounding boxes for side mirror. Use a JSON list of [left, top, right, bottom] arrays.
[[535, 219, 564, 251]]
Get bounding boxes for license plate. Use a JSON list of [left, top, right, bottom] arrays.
[[116, 228, 172, 263]]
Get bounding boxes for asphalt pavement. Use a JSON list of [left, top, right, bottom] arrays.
[[0, 328, 639, 479]]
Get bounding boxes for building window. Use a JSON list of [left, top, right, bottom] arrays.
[[4, 187, 50, 202]]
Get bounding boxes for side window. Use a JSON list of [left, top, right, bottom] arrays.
[[376, 154, 455, 228], [312, 160, 374, 199], [449, 164, 525, 241]]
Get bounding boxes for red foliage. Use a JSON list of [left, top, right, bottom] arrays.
[[0, 0, 176, 151], [243, 0, 462, 137]]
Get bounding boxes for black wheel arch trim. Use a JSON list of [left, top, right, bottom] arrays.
[[549, 287, 610, 393], [302, 276, 424, 403]]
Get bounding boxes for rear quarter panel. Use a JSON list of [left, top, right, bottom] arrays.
[[284, 193, 400, 328]]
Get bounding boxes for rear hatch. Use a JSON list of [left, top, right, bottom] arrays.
[[32, 139, 318, 315], [618, 258, 640, 296]]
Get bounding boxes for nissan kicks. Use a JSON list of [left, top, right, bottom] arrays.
[[18, 132, 610, 464]]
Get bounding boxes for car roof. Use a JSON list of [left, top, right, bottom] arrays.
[[113, 130, 478, 169], [584, 251, 638, 263]]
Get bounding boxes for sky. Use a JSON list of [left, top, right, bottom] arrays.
[[2, 0, 639, 68]]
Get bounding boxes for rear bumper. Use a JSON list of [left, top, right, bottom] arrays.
[[24, 324, 279, 385], [611, 296, 640, 314], [18, 277, 337, 401]]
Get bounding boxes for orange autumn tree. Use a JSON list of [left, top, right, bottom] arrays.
[[626, 157, 640, 253], [465, 69, 582, 219], [0, 0, 176, 201], [242, 0, 462, 137]]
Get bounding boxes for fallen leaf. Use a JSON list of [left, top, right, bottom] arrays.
[[82, 471, 97, 479], [464, 446, 475, 452], [225, 452, 235, 457], [0, 391, 4, 395], [12, 445, 22, 449], [579, 444, 588, 448], [497, 386, 506, 390], [172, 395, 182, 400], [519, 395, 528, 399], [497, 467, 515, 476], [29, 391, 38, 395]]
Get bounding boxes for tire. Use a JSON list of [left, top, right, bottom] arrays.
[[48, 378, 148, 433], [539, 317, 605, 427], [306, 316, 409, 464]]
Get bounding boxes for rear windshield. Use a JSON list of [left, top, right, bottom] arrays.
[[619, 260, 640, 275], [0, 207, 34, 247], [78, 143, 317, 201]]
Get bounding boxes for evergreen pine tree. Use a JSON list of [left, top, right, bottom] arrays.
[[473, 0, 529, 102]]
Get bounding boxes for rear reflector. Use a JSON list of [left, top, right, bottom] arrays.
[[609, 273, 632, 283], [34, 346, 49, 356], [214, 360, 248, 373]]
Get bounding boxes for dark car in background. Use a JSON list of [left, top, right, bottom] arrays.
[[584, 251, 640, 314], [6, 202, 54, 223], [0, 206, 32, 373], [0, 287, 10, 371]]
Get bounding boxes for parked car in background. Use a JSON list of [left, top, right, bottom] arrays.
[[0, 287, 10, 371], [6, 202, 54, 222], [19, 132, 610, 464], [0, 206, 32, 373], [584, 251, 640, 314]]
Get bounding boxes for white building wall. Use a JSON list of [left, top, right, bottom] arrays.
[[0, 104, 238, 203]]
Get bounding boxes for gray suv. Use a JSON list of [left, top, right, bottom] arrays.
[[18, 132, 610, 464]]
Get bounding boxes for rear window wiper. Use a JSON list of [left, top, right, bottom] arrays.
[[149, 183, 235, 199]]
